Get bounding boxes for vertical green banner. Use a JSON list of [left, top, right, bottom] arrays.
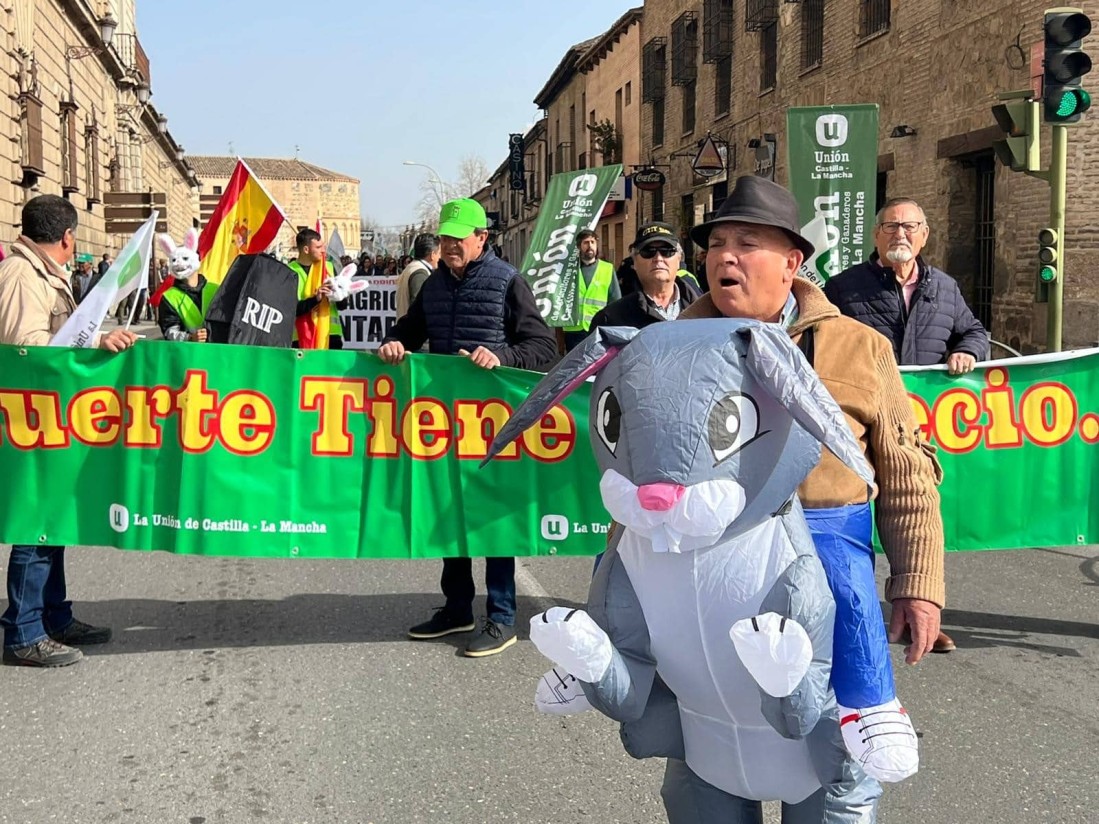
[[786, 105, 879, 286], [520, 164, 624, 327]]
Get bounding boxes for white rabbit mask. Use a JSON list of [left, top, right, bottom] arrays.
[[157, 229, 201, 280]]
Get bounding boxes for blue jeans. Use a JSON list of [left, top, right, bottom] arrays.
[[440, 557, 515, 626], [2, 544, 72, 649], [803, 504, 895, 709]]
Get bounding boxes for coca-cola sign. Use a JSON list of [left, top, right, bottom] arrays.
[[632, 168, 666, 191]]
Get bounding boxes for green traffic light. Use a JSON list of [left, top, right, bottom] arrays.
[[1048, 88, 1092, 120], [1040, 265, 1057, 283]]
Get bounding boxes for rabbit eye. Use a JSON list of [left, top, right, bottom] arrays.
[[595, 388, 622, 455], [708, 393, 762, 464]]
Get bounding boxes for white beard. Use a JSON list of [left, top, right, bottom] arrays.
[[885, 248, 913, 265], [599, 469, 746, 554]]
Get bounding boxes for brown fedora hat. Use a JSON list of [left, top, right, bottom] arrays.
[[690, 175, 815, 259]]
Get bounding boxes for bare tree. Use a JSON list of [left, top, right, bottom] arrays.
[[414, 154, 491, 227]]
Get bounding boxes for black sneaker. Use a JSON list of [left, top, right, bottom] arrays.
[[464, 618, 517, 658], [408, 608, 476, 640], [49, 619, 112, 646], [3, 638, 84, 667]]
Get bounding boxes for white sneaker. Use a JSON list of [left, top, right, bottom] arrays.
[[838, 698, 919, 783], [534, 667, 593, 716]]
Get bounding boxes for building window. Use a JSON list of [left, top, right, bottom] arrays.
[[18, 93, 45, 185], [759, 22, 778, 92], [213, 185, 223, 195], [60, 102, 79, 193], [973, 156, 995, 331], [745, 0, 778, 32], [682, 82, 697, 134], [569, 105, 577, 170], [85, 122, 101, 204], [715, 55, 732, 116], [860, 0, 890, 38], [642, 37, 667, 103], [801, 0, 824, 70], [652, 185, 665, 223], [652, 97, 665, 148], [703, 0, 734, 62], [671, 12, 699, 86], [625, 81, 632, 105]]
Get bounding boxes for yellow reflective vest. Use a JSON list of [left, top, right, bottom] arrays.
[[565, 260, 616, 332]]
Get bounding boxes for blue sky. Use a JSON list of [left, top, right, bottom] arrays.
[[138, 1, 630, 229]]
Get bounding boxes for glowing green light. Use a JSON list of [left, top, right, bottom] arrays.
[[1056, 91, 1079, 116], [1040, 265, 1057, 283]]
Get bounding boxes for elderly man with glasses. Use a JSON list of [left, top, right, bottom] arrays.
[[824, 197, 989, 379], [588, 222, 702, 335]]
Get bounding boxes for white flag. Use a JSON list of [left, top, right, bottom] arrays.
[[52, 212, 158, 348], [327, 226, 346, 264]]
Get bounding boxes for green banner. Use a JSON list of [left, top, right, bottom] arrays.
[[519, 164, 624, 327], [786, 105, 879, 286], [0, 343, 608, 558], [0, 344, 1096, 556]]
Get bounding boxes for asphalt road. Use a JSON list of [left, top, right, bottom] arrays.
[[0, 544, 1095, 824]]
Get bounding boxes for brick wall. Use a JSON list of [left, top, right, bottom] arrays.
[[640, 0, 1099, 351]]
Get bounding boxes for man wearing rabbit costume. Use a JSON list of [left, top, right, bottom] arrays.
[[157, 228, 215, 342]]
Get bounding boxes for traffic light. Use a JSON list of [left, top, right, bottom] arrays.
[[991, 97, 1040, 172], [1043, 8, 1092, 123], [1038, 228, 1059, 283]]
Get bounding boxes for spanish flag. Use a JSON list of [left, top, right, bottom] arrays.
[[151, 159, 286, 306], [294, 260, 331, 349]]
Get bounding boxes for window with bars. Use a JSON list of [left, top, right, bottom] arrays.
[[760, 22, 778, 92], [715, 55, 732, 116], [801, 0, 824, 70], [859, 0, 890, 38], [682, 82, 697, 134], [703, 0, 734, 62], [745, 0, 778, 32], [61, 102, 79, 193], [642, 38, 667, 103], [652, 97, 665, 147], [652, 185, 665, 222], [84, 123, 100, 203], [671, 12, 698, 86], [19, 94, 45, 179]]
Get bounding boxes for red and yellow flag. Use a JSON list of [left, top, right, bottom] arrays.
[[150, 160, 287, 306], [198, 160, 286, 284], [294, 260, 331, 349]]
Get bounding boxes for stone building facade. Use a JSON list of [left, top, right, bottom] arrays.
[[189, 156, 361, 260], [0, 0, 196, 261], [638, 0, 1099, 352]]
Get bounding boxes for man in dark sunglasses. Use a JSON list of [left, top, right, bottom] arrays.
[[587, 221, 701, 335]]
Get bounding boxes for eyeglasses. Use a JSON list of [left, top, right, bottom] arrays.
[[878, 221, 924, 235], [637, 245, 679, 259]]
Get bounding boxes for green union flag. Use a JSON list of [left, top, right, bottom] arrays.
[[786, 105, 878, 286], [519, 165, 623, 327]]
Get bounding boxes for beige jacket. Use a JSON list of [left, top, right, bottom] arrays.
[[682, 278, 946, 607], [0, 237, 78, 346]]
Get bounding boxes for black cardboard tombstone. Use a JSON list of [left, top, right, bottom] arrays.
[[205, 254, 298, 347]]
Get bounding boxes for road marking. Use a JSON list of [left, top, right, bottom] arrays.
[[514, 559, 556, 613]]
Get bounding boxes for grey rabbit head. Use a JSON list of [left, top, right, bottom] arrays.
[[486, 319, 874, 552]]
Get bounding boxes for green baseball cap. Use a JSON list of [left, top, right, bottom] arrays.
[[438, 198, 488, 239]]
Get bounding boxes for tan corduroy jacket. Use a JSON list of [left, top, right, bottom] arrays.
[[0, 237, 78, 347], [681, 277, 946, 607]]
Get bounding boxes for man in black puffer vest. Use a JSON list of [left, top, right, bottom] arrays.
[[824, 197, 989, 374], [379, 198, 557, 658], [824, 196, 989, 655]]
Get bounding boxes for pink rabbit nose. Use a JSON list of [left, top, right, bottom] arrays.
[[637, 483, 685, 512]]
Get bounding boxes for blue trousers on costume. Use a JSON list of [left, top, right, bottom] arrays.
[[803, 504, 895, 709]]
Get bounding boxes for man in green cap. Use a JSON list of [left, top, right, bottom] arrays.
[[379, 197, 557, 657]]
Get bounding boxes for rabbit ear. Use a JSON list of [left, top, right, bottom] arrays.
[[339, 264, 358, 280], [183, 228, 200, 252], [482, 325, 638, 466], [157, 234, 176, 256], [346, 279, 368, 294], [736, 323, 876, 491]]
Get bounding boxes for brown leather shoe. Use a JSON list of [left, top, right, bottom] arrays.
[[932, 631, 956, 653]]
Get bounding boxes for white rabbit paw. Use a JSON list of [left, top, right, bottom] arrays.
[[534, 667, 593, 716], [729, 612, 813, 698], [529, 607, 612, 683], [839, 699, 919, 783]]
